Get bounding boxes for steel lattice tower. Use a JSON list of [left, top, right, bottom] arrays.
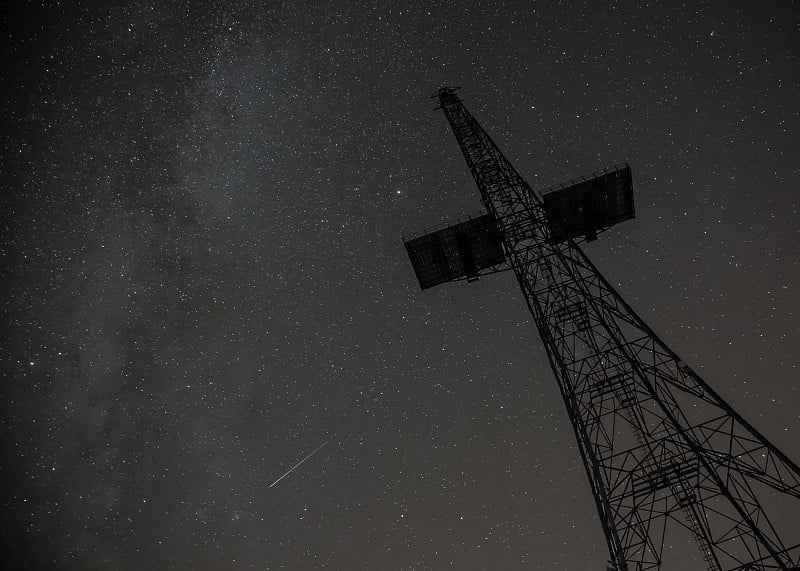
[[405, 88, 800, 570]]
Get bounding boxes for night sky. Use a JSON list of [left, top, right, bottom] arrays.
[[2, 1, 799, 569]]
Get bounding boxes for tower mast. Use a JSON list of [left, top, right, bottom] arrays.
[[405, 88, 800, 570]]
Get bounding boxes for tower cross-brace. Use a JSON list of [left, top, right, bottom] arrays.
[[405, 88, 800, 571]]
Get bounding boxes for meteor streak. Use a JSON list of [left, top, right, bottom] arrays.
[[269, 440, 329, 489]]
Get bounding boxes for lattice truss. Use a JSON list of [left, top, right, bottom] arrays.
[[434, 88, 800, 571]]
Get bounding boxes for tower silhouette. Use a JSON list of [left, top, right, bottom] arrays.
[[404, 88, 800, 570]]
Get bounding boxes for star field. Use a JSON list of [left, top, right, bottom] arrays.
[[2, 1, 799, 569]]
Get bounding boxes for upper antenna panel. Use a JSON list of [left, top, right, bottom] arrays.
[[542, 164, 635, 243]]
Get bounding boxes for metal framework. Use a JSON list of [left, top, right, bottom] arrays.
[[412, 88, 800, 570]]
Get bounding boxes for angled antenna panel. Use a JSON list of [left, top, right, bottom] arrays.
[[404, 213, 505, 290], [542, 164, 634, 242]]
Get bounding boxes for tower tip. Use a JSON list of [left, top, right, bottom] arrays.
[[431, 86, 461, 98]]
